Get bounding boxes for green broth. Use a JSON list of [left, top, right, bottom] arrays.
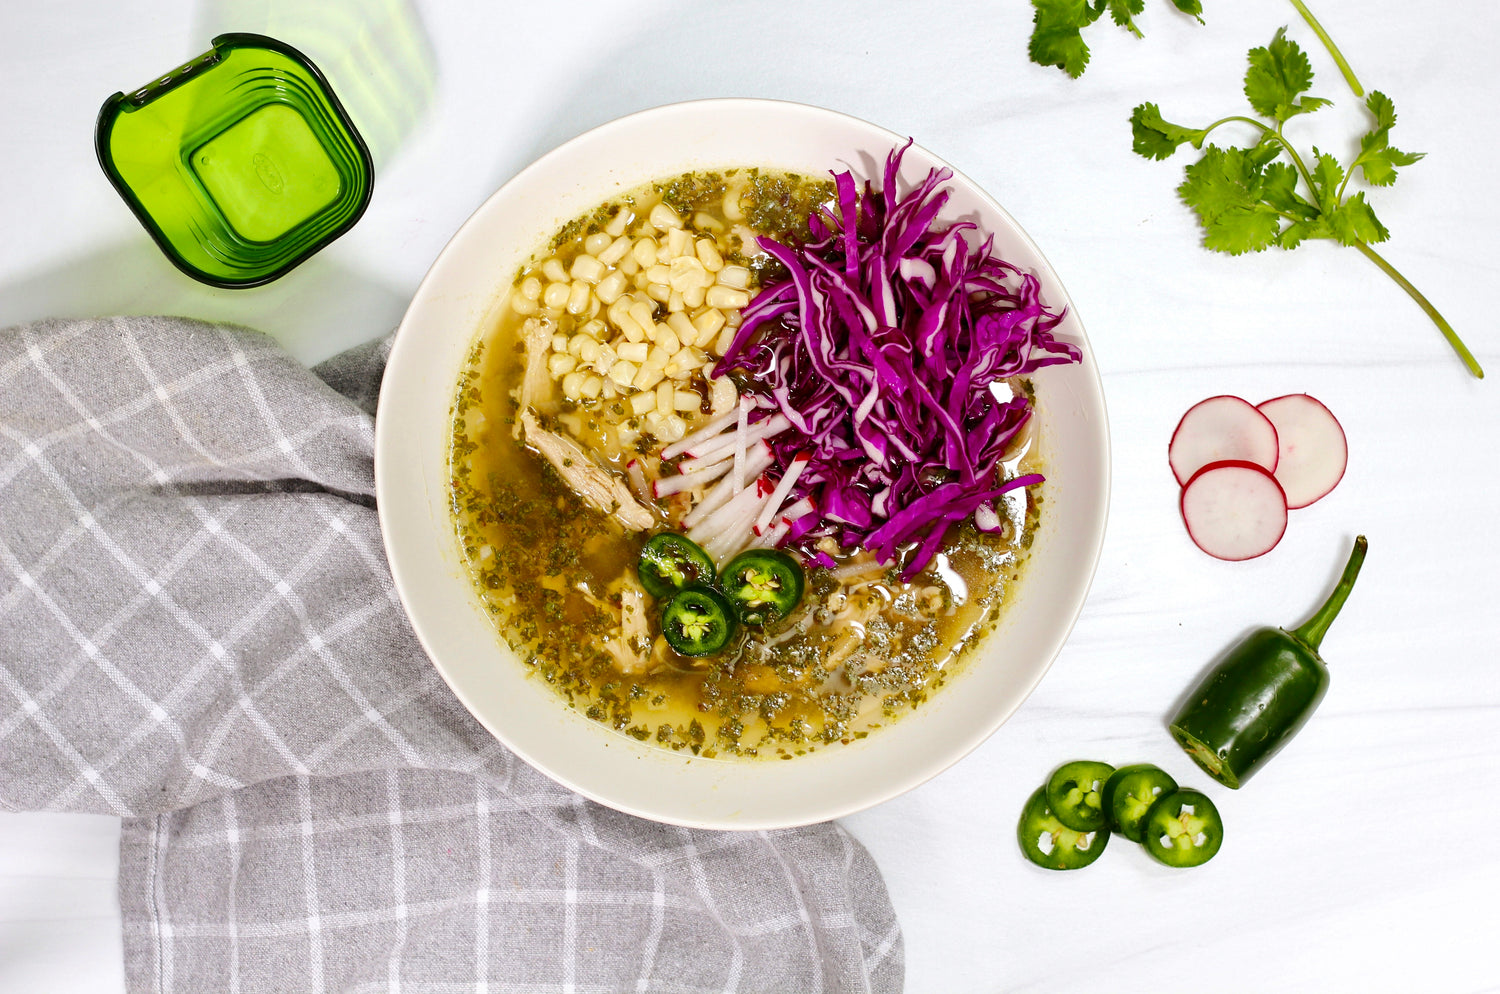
[[450, 168, 1041, 760]]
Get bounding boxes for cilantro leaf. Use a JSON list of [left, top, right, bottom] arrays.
[[1177, 146, 1284, 254], [1353, 91, 1424, 186], [1028, 0, 1100, 79], [1108, 0, 1146, 37], [1244, 27, 1331, 122], [1309, 149, 1345, 212], [1259, 161, 1316, 220], [1129, 22, 1481, 376], [1129, 102, 1209, 159], [1171, 0, 1205, 22], [1326, 193, 1389, 246], [1028, 0, 1203, 77]]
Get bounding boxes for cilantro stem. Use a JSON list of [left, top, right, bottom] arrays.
[[1352, 240, 1483, 378], [1287, 0, 1364, 98]]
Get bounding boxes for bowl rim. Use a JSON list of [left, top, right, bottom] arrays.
[[376, 97, 1111, 829]]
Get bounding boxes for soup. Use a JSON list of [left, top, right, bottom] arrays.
[[449, 159, 1065, 760]]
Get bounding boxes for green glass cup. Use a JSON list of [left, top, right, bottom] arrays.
[[96, 33, 374, 288]]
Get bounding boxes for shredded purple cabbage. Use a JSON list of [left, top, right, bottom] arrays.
[[714, 141, 1082, 578]]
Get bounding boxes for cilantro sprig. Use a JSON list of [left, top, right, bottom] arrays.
[[1029, 0, 1205, 78], [1131, 28, 1482, 378]]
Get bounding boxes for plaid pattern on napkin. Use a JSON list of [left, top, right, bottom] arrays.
[[0, 317, 903, 994]]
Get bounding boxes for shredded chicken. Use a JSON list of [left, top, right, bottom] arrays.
[[514, 317, 556, 436], [610, 573, 653, 674], [520, 409, 656, 531]]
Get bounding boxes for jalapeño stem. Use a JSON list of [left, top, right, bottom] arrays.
[[1290, 535, 1368, 653]]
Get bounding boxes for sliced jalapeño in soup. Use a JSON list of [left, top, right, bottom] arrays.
[[637, 533, 716, 599], [661, 585, 737, 656], [720, 549, 804, 627]]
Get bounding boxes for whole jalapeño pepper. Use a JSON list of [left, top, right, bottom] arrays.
[[1170, 535, 1367, 789]]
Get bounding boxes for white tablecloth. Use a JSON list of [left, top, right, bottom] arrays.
[[3, 1, 1497, 990]]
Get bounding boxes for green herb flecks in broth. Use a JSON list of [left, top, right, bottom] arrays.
[[449, 167, 1043, 759]]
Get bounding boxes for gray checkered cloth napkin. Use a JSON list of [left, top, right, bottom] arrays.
[[0, 317, 903, 994]]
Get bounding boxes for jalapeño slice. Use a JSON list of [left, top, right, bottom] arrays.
[[719, 549, 805, 626], [637, 533, 716, 599], [1044, 760, 1115, 832], [1102, 764, 1179, 843], [1142, 788, 1223, 868], [1017, 786, 1109, 870], [660, 585, 736, 657]]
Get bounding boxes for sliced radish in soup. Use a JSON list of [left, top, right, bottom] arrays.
[[1256, 394, 1348, 509], [1180, 460, 1288, 561], [1168, 395, 1280, 486]]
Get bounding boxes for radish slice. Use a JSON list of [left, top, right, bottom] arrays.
[[1256, 394, 1348, 509], [1180, 460, 1289, 561], [1168, 395, 1280, 486]]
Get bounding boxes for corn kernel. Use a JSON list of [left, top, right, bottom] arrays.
[[570, 254, 606, 283], [598, 235, 631, 266], [542, 282, 570, 309], [628, 300, 656, 332], [709, 376, 738, 414], [667, 312, 698, 347], [706, 285, 750, 310], [608, 360, 638, 386], [674, 388, 701, 412], [548, 352, 577, 377], [595, 269, 627, 305], [617, 342, 649, 363], [628, 390, 656, 415], [654, 323, 680, 354], [566, 281, 591, 314], [668, 256, 712, 292], [519, 275, 543, 300], [691, 308, 726, 339], [542, 258, 569, 283], [583, 232, 612, 256], [649, 202, 683, 230], [632, 364, 666, 391], [561, 371, 586, 400], [695, 238, 725, 272], [716, 265, 750, 290], [615, 314, 645, 346], [632, 237, 658, 267], [581, 374, 603, 399]]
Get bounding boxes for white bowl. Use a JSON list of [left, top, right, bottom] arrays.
[[376, 99, 1110, 830]]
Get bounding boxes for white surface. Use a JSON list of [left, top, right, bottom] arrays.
[[3, 1, 1498, 991], [375, 98, 1108, 831]]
